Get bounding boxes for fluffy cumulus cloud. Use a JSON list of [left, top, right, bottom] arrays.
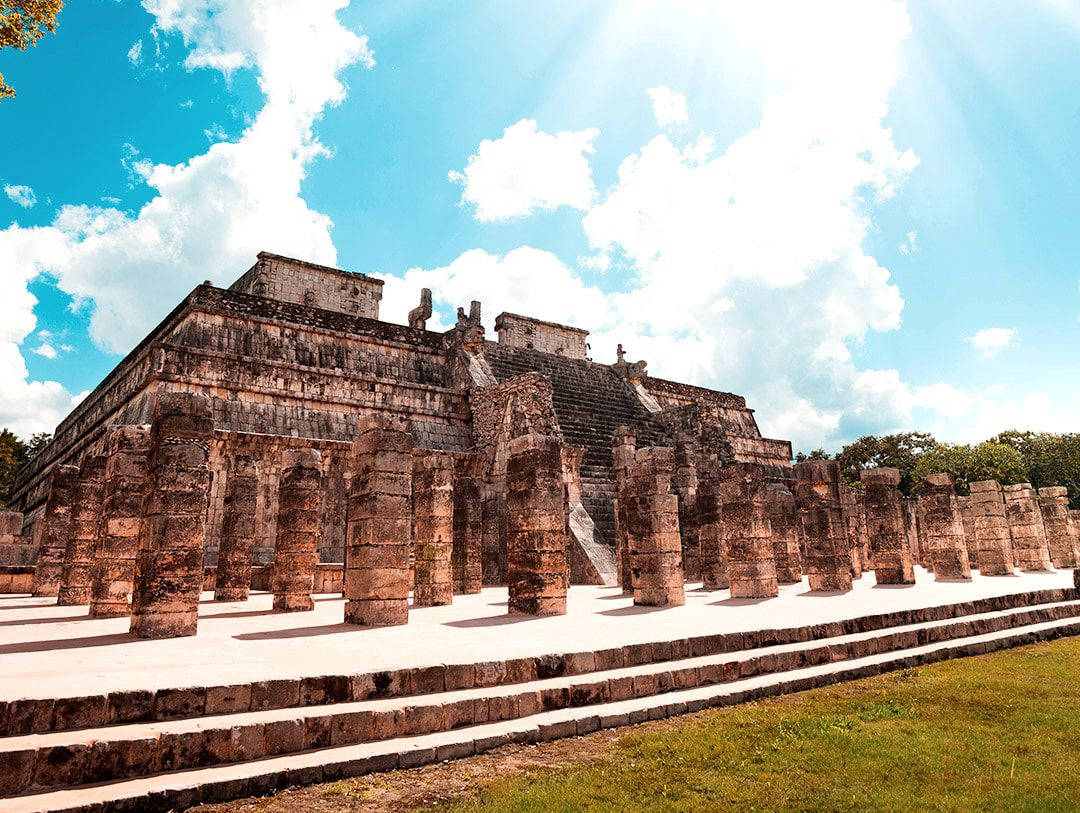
[[4, 184, 36, 209], [646, 85, 689, 127], [448, 119, 599, 221], [0, 0, 372, 433], [964, 326, 1016, 359]]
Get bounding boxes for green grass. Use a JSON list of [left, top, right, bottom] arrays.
[[441, 638, 1080, 812]]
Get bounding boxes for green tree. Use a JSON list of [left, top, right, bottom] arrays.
[[910, 441, 1026, 496], [834, 432, 939, 495], [0, 0, 64, 99], [992, 431, 1080, 508], [794, 448, 830, 463], [0, 428, 50, 506]]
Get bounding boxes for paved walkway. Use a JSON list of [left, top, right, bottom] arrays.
[[0, 568, 1072, 701]]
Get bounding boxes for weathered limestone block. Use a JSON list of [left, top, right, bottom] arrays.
[[451, 453, 484, 594], [32, 463, 80, 597], [611, 426, 636, 590], [794, 460, 852, 592], [506, 433, 568, 616], [839, 484, 864, 579], [695, 461, 728, 590], [129, 392, 213, 639], [920, 473, 972, 580], [860, 468, 916, 585], [915, 499, 931, 572], [57, 453, 108, 605], [1003, 483, 1053, 572], [1038, 487, 1078, 569], [766, 483, 802, 584], [89, 426, 151, 618], [272, 448, 322, 612], [968, 480, 1015, 576], [621, 446, 685, 607], [957, 495, 979, 570], [214, 455, 259, 602], [901, 498, 920, 565], [345, 414, 413, 626], [1071, 510, 1080, 572], [0, 510, 27, 567], [412, 450, 454, 607], [673, 439, 700, 582], [719, 464, 778, 599]]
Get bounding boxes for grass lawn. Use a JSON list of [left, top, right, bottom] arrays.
[[443, 637, 1080, 812]]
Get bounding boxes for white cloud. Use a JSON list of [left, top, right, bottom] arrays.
[[646, 85, 689, 127], [179, 99, 194, 108], [448, 119, 599, 221], [898, 228, 919, 254], [965, 326, 1016, 359], [127, 39, 143, 67], [30, 342, 58, 359], [4, 184, 37, 209]]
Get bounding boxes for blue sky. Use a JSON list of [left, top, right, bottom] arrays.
[[1, 0, 1078, 451]]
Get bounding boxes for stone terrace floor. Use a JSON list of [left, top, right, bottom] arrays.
[[0, 568, 1073, 703]]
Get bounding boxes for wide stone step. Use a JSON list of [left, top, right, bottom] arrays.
[[5, 612, 1079, 813], [3, 598, 1078, 800]]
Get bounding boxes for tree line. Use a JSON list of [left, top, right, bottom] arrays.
[[0, 429, 52, 507], [796, 431, 1080, 508]]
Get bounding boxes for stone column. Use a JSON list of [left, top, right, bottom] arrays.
[[271, 448, 322, 612], [673, 439, 700, 582], [451, 453, 484, 594], [1071, 510, 1080, 569], [32, 463, 80, 597], [1003, 483, 1053, 572], [695, 460, 728, 590], [412, 450, 454, 606], [129, 392, 213, 639], [506, 434, 568, 616], [794, 460, 853, 592], [901, 498, 920, 565], [57, 453, 108, 605], [1038, 487, 1078, 569], [89, 426, 150, 617], [957, 495, 979, 571], [766, 483, 802, 584], [344, 415, 413, 627], [860, 467, 916, 585], [969, 480, 1015, 576], [839, 484, 864, 579], [621, 447, 685, 607], [920, 473, 972, 580], [213, 454, 259, 601], [611, 426, 636, 590], [0, 510, 25, 566], [720, 464, 778, 599]]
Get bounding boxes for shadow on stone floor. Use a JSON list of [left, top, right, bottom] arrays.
[[0, 632, 134, 655], [233, 623, 365, 641], [0, 614, 91, 627], [444, 613, 536, 628]]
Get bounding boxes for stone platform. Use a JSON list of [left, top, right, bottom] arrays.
[[1, 570, 1078, 812]]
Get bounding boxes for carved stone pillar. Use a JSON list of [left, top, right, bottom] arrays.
[[57, 453, 108, 605], [968, 480, 1015, 576], [506, 434, 568, 616], [412, 450, 454, 607], [90, 426, 151, 618], [621, 447, 685, 607], [451, 452, 484, 594], [1003, 483, 1053, 572], [1038, 487, 1078, 569], [920, 473, 971, 580], [720, 463, 778, 599], [695, 461, 728, 590], [0, 510, 26, 567], [129, 393, 213, 639], [766, 483, 802, 584], [272, 448, 322, 612], [957, 495, 979, 570], [344, 415, 413, 627], [839, 484, 864, 579], [214, 454, 259, 601], [32, 463, 80, 597], [861, 467, 915, 585], [794, 460, 852, 592], [673, 439, 699, 582], [611, 426, 636, 590]]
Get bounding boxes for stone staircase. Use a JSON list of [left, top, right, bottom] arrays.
[[2, 586, 1078, 812], [485, 345, 669, 545]]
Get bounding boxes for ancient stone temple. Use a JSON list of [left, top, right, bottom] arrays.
[[793, 460, 852, 592], [7, 251, 792, 599], [860, 467, 916, 585], [1002, 484, 1053, 573], [1037, 486, 1079, 569], [920, 473, 972, 580], [968, 480, 1015, 576]]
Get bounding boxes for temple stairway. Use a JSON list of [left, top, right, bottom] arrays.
[[1, 585, 1078, 812], [485, 345, 670, 547]]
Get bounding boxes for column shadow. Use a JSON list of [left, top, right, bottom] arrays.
[[0, 632, 134, 655]]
